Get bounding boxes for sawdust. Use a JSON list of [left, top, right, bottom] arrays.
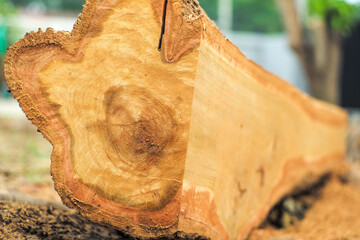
[[250, 176, 360, 240]]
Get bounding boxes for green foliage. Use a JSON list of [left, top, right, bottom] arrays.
[[61, 0, 84, 12], [199, 0, 284, 33], [0, 0, 17, 56], [0, 0, 17, 17], [199, 0, 218, 20], [232, 0, 284, 33], [309, 0, 360, 34]]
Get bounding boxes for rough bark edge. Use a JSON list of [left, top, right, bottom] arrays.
[[162, 0, 203, 62]]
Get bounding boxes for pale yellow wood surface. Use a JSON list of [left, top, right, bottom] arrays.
[[4, 0, 347, 239], [180, 41, 346, 239]]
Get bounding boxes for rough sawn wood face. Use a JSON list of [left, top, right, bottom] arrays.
[[4, 0, 347, 239]]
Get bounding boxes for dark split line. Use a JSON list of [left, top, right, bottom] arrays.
[[158, 0, 168, 51]]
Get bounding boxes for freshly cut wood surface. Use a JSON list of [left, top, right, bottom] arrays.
[[4, 0, 347, 239]]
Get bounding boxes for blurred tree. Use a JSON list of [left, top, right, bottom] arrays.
[[309, 0, 359, 34], [233, 0, 284, 33], [0, 0, 17, 98], [61, 0, 84, 12], [1, 0, 16, 54], [0, 0, 17, 16], [199, 0, 218, 20], [199, 0, 284, 33], [275, 0, 360, 104]]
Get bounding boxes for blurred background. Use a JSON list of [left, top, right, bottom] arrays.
[[0, 0, 359, 202]]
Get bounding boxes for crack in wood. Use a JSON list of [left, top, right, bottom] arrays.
[[158, 0, 169, 51], [257, 166, 265, 187]]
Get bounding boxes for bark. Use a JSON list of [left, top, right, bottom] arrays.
[[4, 0, 347, 239]]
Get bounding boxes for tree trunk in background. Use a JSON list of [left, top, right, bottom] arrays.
[[275, 0, 342, 104], [308, 23, 342, 104], [218, 0, 233, 31]]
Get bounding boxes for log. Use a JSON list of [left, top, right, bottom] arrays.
[[4, 0, 347, 239]]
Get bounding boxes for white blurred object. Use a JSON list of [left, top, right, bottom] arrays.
[[218, 0, 232, 31], [26, 2, 47, 16], [225, 32, 309, 93], [344, 0, 360, 4], [6, 12, 77, 34], [0, 100, 25, 119]]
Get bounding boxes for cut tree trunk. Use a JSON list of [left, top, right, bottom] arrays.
[[4, 0, 347, 239]]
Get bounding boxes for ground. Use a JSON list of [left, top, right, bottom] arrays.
[[0, 112, 359, 240], [0, 201, 127, 240]]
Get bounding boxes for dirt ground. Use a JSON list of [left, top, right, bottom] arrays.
[[0, 118, 59, 202], [0, 200, 210, 240], [0, 201, 128, 240], [0, 113, 360, 240]]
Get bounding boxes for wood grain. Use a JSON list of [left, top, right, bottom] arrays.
[[4, 0, 347, 239]]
